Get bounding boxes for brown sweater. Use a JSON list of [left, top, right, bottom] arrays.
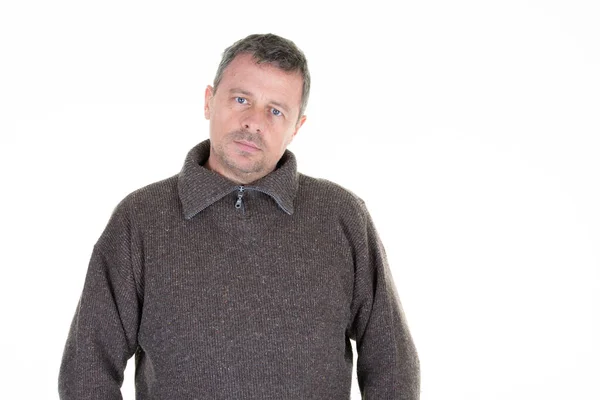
[[58, 139, 420, 399]]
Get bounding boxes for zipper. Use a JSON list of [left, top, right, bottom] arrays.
[[235, 186, 244, 209]]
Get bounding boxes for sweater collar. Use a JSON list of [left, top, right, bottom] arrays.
[[178, 139, 299, 219]]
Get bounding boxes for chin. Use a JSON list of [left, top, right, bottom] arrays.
[[228, 155, 265, 175]]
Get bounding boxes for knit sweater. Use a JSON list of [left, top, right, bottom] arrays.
[[58, 139, 420, 400]]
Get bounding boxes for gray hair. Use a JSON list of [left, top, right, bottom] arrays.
[[213, 33, 311, 119]]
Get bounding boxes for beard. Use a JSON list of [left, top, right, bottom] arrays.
[[215, 130, 268, 176]]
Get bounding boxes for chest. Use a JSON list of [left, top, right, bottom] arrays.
[[137, 203, 356, 349]]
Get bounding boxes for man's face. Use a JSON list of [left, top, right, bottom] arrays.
[[204, 53, 306, 184]]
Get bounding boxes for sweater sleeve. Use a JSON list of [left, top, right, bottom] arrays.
[[346, 201, 420, 399], [58, 199, 143, 399]]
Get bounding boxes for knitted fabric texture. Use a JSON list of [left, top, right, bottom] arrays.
[[58, 139, 420, 399]]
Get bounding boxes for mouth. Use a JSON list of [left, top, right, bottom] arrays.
[[234, 140, 261, 152]]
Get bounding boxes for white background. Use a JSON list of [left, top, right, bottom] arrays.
[[1, 1, 599, 399]]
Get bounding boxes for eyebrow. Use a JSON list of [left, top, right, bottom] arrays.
[[229, 88, 291, 114]]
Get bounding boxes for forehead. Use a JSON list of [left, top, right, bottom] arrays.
[[219, 54, 303, 109]]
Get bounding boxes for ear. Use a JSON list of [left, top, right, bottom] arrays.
[[204, 85, 214, 120], [288, 114, 307, 145]]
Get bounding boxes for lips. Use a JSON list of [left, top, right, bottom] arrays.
[[234, 140, 261, 152]]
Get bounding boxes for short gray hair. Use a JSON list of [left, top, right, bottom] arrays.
[[213, 33, 311, 119]]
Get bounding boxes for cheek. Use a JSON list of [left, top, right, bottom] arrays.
[[213, 107, 236, 131], [278, 129, 296, 149]]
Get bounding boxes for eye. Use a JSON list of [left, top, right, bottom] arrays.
[[235, 97, 247, 104], [271, 108, 282, 117]]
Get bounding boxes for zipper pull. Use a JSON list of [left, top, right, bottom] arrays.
[[235, 186, 244, 209]]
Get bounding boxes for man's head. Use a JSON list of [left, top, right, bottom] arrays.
[[204, 33, 310, 184]]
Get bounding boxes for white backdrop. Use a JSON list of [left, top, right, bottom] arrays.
[[1, 1, 599, 399]]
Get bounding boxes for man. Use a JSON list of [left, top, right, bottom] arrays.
[[59, 33, 420, 399]]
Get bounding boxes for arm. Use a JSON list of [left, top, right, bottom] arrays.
[[347, 202, 420, 399], [58, 200, 143, 399]]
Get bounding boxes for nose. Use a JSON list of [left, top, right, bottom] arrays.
[[241, 108, 265, 134]]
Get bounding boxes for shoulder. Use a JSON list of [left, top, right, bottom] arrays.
[[297, 173, 369, 220], [121, 175, 179, 209], [107, 174, 180, 226], [299, 173, 363, 201], [95, 174, 179, 249]]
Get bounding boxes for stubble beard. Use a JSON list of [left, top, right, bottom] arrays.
[[215, 130, 269, 180]]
